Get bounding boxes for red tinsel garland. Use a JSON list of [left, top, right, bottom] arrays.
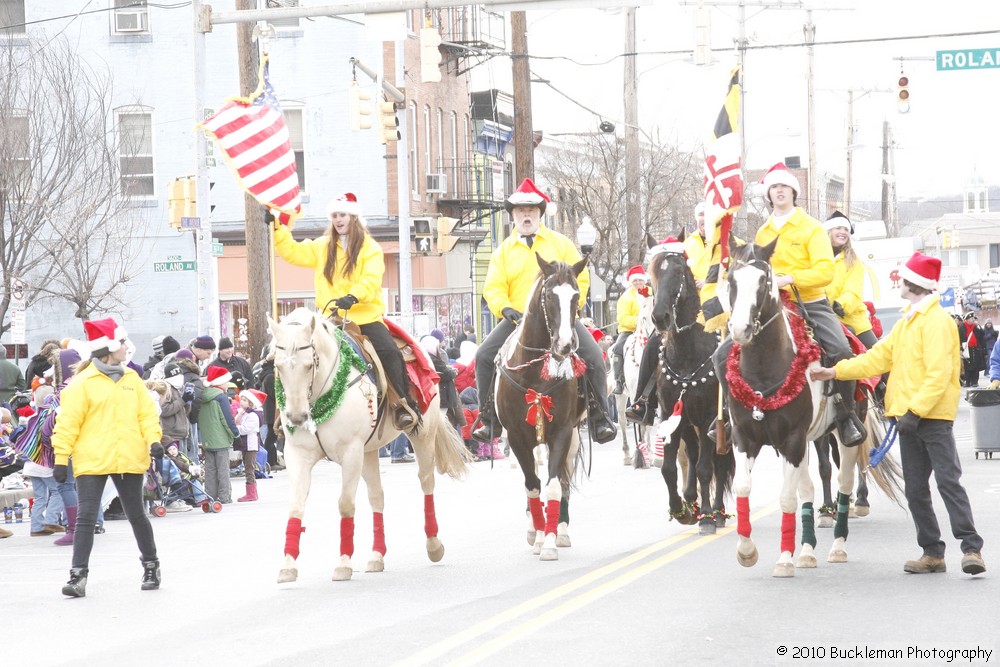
[[726, 296, 820, 412]]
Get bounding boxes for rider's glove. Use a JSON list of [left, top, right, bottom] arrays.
[[832, 301, 846, 318], [636, 286, 651, 298], [897, 410, 920, 437], [501, 308, 522, 326], [335, 295, 359, 311]]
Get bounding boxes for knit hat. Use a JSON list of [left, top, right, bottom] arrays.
[[161, 336, 181, 356], [57, 349, 81, 385], [430, 328, 446, 343], [761, 162, 801, 197], [204, 365, 232, 387], [897, 252, 940, 291], [241, 388, 267, 410], [192, 335, 216, 350], [175, 348, 195, 361], [218, 337, 234, 351], [626, 265, 648, 283], [327, 193, 363, 220], [824, 210, 854, 234], [151, 335, 166, 356], [163, 363, 184, 390], [505, 178, 550, 214], [84, 317, 128, 357]]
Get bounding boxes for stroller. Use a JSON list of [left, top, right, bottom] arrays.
[[145, 452, 222, 517]]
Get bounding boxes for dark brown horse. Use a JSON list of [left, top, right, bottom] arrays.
[[494, 255, 588, 561]]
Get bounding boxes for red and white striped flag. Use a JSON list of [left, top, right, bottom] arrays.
[[199, 56, 301, 225]]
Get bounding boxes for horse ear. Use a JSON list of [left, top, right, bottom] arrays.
[[572, 255, 589, 277], [645, 232, 658, 249], [759, 236, 779, 262], [266, 315, 280, 338], [727, 233, 739, 260], [305, 313, 316, 336], [536, 253, 555, 276], [677, 228, 686, 243]]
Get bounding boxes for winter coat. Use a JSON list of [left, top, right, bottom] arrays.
[[235, 408, 262, 452], [24, 354, 53, 389], [616, 286, 642, 333], [158, 385, 191, 444], [196, 386, 239, 451], [755, 207, 835, 303], [0, 358, 25, 404], [274, 225, 387, 323], [453, 361, 476, 394], [141, 354, 163, 379], [460, 387, 479, 441], [683, 232, 708, 272], [825, 253, 873, 337], [257, 360, 276, 428], [51, 362, 162, 475], [834, 295, 960, 421], [209, 353, 253, 386], [175, 357, 204, 422]]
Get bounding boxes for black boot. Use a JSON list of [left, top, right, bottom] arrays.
[[587, 395, 618, 444], [625, 398, 649, 423], [141, 559, 161, 591], [472, 405, 500, 442], [62, 567, 88, 598], [833, 383, 866, 447]]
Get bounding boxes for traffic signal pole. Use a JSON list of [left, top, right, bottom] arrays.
[[193, 0, 217, 338]]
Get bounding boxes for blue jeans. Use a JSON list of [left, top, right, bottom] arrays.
[[391, 434, 410, 459], [57, 460, 79, 508], [29, 476, 63, 532]]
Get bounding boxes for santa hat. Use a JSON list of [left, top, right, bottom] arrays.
[[242, 388, 267, 410], [326, 192, 364, 221], [824, 210, 854, 234], [626, 265, 648, 283], [204, 365, 233, 388], [84, 317, 128, 357], [646, 236, 686, 260], [504, 178, 550, 214], [897, 252, 941, 291], [761, 162, 801, 197]]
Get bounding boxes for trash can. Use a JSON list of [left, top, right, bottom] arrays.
[[965, 389, 1000, 459]]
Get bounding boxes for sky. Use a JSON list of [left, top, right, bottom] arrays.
[[470, 0, 1000, 213]]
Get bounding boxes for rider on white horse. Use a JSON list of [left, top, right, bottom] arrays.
[[471, 178, 617, 444], [611, 265, 651, 396]]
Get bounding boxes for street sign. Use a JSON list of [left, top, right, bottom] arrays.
[[154, 261, 196, 272], [936, 48, 1000, 71], [181, 216, 202, 229], [212, 240, 224, 256], [9, 309, 25, 344]]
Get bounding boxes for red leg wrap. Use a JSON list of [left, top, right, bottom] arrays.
[[423, 494, 438, 539], [736, 496, 751, 538], [340, 517, 355, 558], [544, 499, 560, 536], [528, 496, 545, 531], [284, 518, 305, 559], [780, 511, 796, 555], [372, 511, 386, 556]]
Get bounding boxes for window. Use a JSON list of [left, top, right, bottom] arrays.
[[435, 108, 443, 172], [1, 111, 30, 190], [0, 0, 25, 36], [283, 106, 306, 193], [267, 0, 300, 29], [117, 108, 154, 197], [450, 112, 458, 193], [423, 105, 431, 192], [408, 102, 418, 198], [113, 0, 149, 34], [991, 243, 1000, 269], [941, 248, 970, 268]]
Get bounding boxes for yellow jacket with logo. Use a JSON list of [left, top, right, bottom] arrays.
[[683, 233, 708, 278], [755, 207, 834, 302], [274, 225, 386, 323], [833, 295, 959, 420], [616, 286, 642, 333], [52, 363, 162, 475], [826, 253, 872, 336], [482, 224, 589, 317]]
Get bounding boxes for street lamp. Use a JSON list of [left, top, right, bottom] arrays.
[[578, 216, 597, 256]]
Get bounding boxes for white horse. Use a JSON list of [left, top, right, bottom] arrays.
[[268, 308, 471, 583], [615, 289, 660, 465]]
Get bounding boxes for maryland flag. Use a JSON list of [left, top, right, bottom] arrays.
[[697, 65, 744, 333]]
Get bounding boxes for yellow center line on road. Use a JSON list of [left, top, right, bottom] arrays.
[[396, 502, 778, 667]]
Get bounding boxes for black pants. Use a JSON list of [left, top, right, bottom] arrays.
[[611, 331, 633, 385], [74, 473, 156, 569], [360, 321, 411, 401]]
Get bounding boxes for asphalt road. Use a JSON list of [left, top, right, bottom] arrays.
[[3, 399, 999, 666]]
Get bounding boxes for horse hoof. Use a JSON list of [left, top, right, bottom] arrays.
[[698, 521, 717, 536], [539, 547, 559, 561], [796, 554, 818, 568], [828, 549, 848, 563], [527, 529, 538, 547], [277, 568, 298, 584], [532, 540, 543, 555], [652, 457, 663, 468], [555, 534, 571, 548], [817, 515, 834, 529], [772, 562, 795, 578], [332, 566, 353, 581], [623, 453, 632, 465], [715, 515, 727, 528], [426, 537, 445, 563], [854, 504, 870, 518], [366, 557, 385, 573], [679, 510, 697, 526], [737, 546, 759, 568]]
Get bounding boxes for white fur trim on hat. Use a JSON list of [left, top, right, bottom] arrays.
[[646, 237, 685, 260], [626, 265, 648, 283], [84, 317, 128, 354], [327, 193, 363, 219], [761, 162, 801, 197], [823, 218, 851, 232], [897, 253, 940, 291]]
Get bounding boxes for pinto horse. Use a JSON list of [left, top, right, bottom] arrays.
[[615, 286, 657, 465], [494, 255, 588, 561], [724, 239, 901, 577], [268, 308, 470, 584], [647, 236, 734, 535]]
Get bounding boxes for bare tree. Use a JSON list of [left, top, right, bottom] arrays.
[[0, 36, 147, 329]]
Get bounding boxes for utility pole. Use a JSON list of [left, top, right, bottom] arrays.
[[624, 7, 640, 264], [192, 0, 218, 338], [881, 119, 890, 231], [511, 11, 534, 183], [844, 88, 853, 217], [804, 9, 817, 217]]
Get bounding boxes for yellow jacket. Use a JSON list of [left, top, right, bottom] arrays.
[[683, 233, 708, 277], [755, 208, 834, 302], [482, 225, 589, 317], [274, 225, 386, 323], [826, 253, 872, 336], [52, 363, 162, 475], [833, 295, 960, 420], [616, 286, 642, 333]]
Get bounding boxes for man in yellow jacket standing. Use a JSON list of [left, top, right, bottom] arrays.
[[811, 253, 985, 576], [53, 317, 163, 597], [472, 178, 616, 444]]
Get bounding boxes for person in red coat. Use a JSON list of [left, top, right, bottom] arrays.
[[452, 341, 478, 394], [459, 387, 480, 460]]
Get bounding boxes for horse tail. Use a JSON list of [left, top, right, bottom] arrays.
[[860, 410, 905, 509], [715, 446, 736, 500], [423, 408, 473, 480]]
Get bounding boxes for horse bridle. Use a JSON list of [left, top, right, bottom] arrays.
[[514, 275, 580, 362], [274, 323, 340, 404], [734, 258, 784, 338], [658, 254, 700, 334]]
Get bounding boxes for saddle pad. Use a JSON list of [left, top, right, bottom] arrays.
[[384, 317, 439, 412]]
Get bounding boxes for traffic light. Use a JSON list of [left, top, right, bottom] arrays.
[[420, 26, 443, 83], [377, 99, 400, 144], [182, 177, 197, 219], [167, 178, 184, 228], [348, 82, 372, 131], [437, 216, 459, 253], [414, 218, 432, 253], [897, 73, 910, 113]]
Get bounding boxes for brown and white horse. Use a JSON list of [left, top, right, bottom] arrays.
[[268, 308, 470, 583]]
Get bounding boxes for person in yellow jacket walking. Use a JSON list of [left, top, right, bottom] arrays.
[[712, 162, 865, 447], [52, 317, 163, 598], [611, 265, 650, 395], [472, 178, 617, 444], [824, 211, 878, 349], [273, 192, 418, 430], [811, 253, 985, 576]]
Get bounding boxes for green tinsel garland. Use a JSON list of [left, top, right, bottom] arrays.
[[275, 328, 370, 434]]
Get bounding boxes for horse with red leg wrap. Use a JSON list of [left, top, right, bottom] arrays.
[[269, 308, 470, 584]]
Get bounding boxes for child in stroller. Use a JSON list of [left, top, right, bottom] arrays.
[[146, 443, 221, 516]]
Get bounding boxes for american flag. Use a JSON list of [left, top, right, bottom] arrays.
[[200, 57, 301, 225]]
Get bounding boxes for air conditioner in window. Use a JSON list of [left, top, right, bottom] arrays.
[[426, 173, 447, 194], [115, 11, 147, 33]]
